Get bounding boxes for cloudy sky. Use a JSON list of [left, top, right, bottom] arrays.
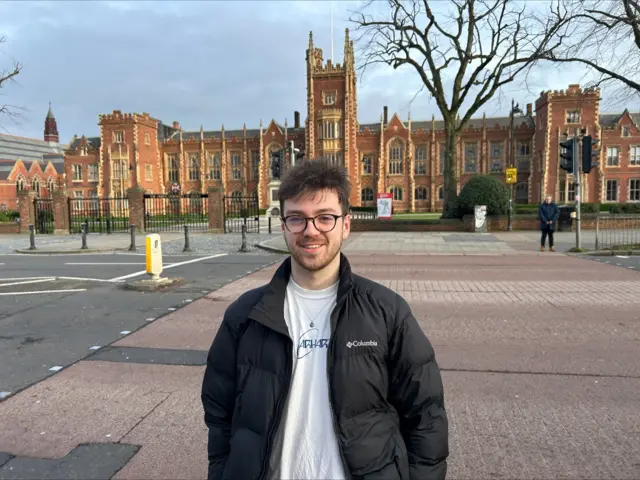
[[1, 0, 638, 142]]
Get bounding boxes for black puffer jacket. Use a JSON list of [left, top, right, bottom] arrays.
[[201, 254, 449, 480]]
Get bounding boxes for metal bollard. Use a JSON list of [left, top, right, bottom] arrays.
[[81, 223, 88, 250], [28, 224, 36, 250], [268, 216, 272, 234], [129, 224, 137, 252], [240, 224, 248, 253], [183, 224, 191, 252]]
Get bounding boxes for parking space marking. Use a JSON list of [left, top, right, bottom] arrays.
[[0, 288, 87, 296], [108, 253, 227, 282]]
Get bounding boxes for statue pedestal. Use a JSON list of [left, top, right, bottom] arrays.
[[266, 179, 281, 216]]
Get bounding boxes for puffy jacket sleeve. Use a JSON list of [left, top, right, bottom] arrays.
[[201, 312, 240, 480], [388, 295, 449, 480], [539, 204, 548, 222]]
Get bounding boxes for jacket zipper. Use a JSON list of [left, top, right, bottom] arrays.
[[327, 306, 352, 479], [258, 335, 293, 480]]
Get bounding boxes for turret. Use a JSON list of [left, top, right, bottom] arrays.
[[44, 102, 59, 144]]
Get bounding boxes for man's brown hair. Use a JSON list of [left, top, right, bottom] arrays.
[[278, 159, 351, 215]]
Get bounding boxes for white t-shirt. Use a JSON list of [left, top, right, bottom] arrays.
[[279, 278, 346, 480]]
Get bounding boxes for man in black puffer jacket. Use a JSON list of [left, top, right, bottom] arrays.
[[201, 160, 449, 480]]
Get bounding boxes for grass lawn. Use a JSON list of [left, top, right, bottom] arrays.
[[391, 213, 442, 220]]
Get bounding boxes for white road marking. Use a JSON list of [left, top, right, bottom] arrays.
[[145, 317, 155, 322], [0, 278, 55, 287], [0, 276, 52, 282], [108, 253, 227, 282], [48, 366, 63, 372], [0, 391, 12, 400], [89, 346, 101, 350], [0, 289, 87, 296], [56, 276, 113, 283], [65, 262, 146, 265], [120, 330, 131, 335], [616, 255, 629, 259]]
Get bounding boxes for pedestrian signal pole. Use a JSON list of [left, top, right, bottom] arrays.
[[573, 137, 581, 250]]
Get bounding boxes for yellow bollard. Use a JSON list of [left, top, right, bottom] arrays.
[[145, 234, 163, 281]]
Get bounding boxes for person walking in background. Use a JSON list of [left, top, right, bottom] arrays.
[[539, 194, 559, 252]]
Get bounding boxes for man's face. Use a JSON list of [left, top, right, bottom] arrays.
[[545, 196, 552, 204], [281, 188, 351, 272]]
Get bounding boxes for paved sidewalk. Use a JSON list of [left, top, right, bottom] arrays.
[[1, 252, 639, 479], [1, 232, 278, 256], [258, 231, 556, 255]]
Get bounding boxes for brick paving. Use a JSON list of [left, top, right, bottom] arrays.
[[1, 251, 639, 479]]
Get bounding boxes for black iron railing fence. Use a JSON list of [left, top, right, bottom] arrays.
[[223, 195, 260, 233], [143, 193, 209, 232], [68, 197, 130, 234], [34, 198, 54, 234]]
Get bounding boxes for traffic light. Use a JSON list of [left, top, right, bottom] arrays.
[[581, 135, 600, 174], [559, 138, 575, 174]]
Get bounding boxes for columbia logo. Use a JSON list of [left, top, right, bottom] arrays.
[[346, 340, 378, 348]]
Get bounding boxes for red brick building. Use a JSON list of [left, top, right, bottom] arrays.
[[0, 104, 65, 210], [3, 29, 639, 214]]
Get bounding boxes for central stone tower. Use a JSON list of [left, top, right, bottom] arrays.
[[305, 29, 358, 204]]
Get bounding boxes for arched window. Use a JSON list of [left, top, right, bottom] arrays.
[[515, 182, 529, 203], [32, 177, 41, 197], [388, 139, 403, 175], [361, 187, 374, 202], [16, 176, 25, 192], [231, 190, 243, 202], [438, 186, 444, 200], [415, 186, 428, 200], [390, 186, 403, 201], [47, 177, 56, 193]]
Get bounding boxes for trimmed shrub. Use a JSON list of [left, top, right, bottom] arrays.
[[456, 175, 510, 218], [0, 210, 19, 222]]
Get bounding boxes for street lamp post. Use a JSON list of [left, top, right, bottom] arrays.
[[507, 99, 523, 231]]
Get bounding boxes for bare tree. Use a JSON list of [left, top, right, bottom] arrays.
[[351, 0, 573, 217], [0, 36, 22, 126], [545, 0, 640, 99]]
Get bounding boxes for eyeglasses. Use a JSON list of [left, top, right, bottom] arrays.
[[282, 214, 345, 233]]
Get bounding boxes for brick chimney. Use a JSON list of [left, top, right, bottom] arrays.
[[383, 106, 388, 125], [294, 111, 300, 129], [526, 103, 532, 116]]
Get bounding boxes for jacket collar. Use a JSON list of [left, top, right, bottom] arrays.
[[248, 253, 354, 338]]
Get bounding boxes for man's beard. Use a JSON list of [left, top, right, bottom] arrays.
[[285, 234, 343, 272]]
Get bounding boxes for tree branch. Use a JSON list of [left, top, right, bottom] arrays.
[[350, 0, 573, 216], [544, 0, 640, 96]]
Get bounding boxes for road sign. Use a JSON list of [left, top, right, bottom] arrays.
[[376, 193, 392, 219], [505, 168, 517, 184]]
